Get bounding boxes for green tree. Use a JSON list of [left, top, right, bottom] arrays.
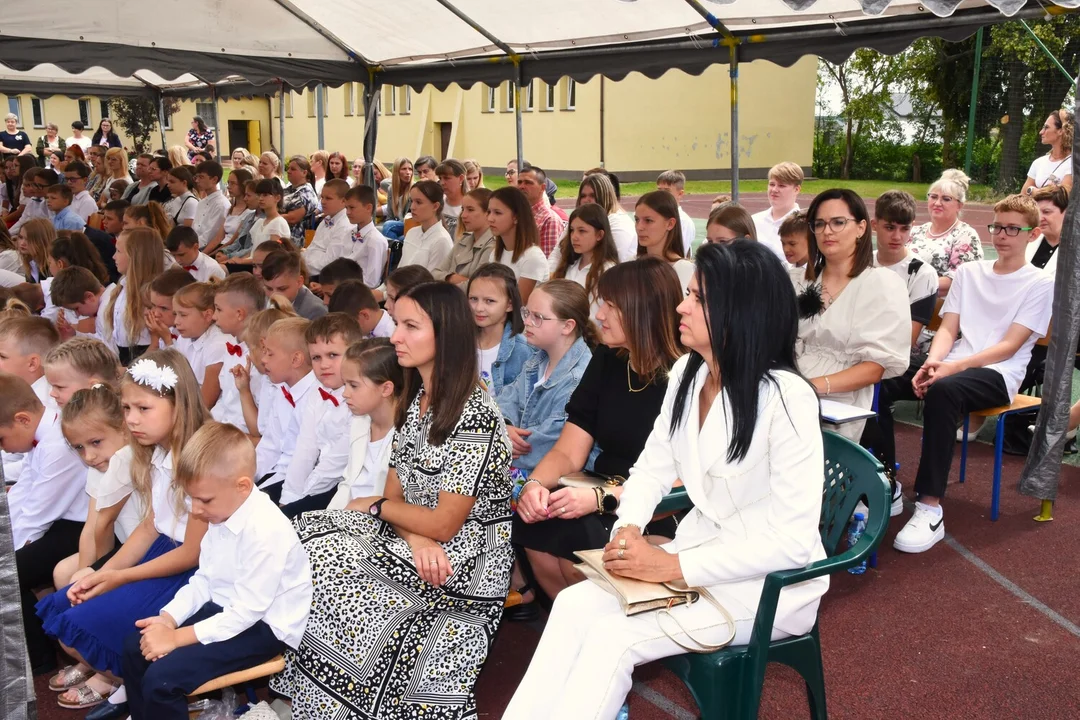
[[820, 49, 908, 179], [110, 97, 181, 154]]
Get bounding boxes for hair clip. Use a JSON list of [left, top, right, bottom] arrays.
[[128, 359, 178, 394]]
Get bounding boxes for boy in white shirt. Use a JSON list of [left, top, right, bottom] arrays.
[[303, 179, 355, 276], [211, 273, 268, 434], [0, 315, 60, 484], [1, 375, 89, 673], [315, 257, 365, 307], [191, 161, 229, 250], [279, 314, 362, 516], [871, 191, 940, 349], [328, 280, 396, 339], [751, 161, 803, 265], [167, 225, 226, 282], [873, 194, 1054, 554], [50, 266, 114, 349], [62, 160, 98, 222], [255, 317, 318, 504], [656, 170, 696, 257], [343, 184, 389, 288], [123, 422, 310, 719]]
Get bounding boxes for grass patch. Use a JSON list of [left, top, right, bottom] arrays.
[[487, 177, 998, 204]]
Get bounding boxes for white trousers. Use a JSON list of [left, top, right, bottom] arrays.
[[504, 580, 784, 720]]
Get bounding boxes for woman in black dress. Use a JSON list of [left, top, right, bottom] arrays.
[[513, 257, 684, 604]]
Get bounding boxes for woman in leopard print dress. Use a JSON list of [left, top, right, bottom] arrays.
[[272, 282, 514, 720]]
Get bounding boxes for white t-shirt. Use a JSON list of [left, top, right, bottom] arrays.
[[752, 205, 798, 267], [679, 206, 696, 257], [942, 261, 1054, 399], [250, 216, 291, 248], [442, 203, 463, 238], [477, 344, 500, 393], [671, 258, 695, 295], [562, 258, 616, 319], [1027, 154, 1073, 189], [495, 245, 549, 282], [874, 252, 939, 326], [349, 431, 395, 500], [65, 136, 92, 152]]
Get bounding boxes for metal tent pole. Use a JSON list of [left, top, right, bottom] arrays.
[[963, 27, 984, 176], [278, 82, 286, 161], [730, 44, 739, 203], [514, 62, 524, 177], [361, 73, 381, 191], [316, 83, 326, 150]]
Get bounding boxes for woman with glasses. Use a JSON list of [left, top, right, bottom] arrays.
[[908, 169, 984, 296], [791, 188, 910, 442], [513, 258, 684, 607]]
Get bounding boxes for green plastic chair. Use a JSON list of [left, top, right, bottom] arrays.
[[657, 431, 891, 719]]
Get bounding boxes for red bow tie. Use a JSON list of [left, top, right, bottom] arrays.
[[32, 440, 38, 449], [183, 265, 198, 272], [226, 342, 243, 357], [281, 386, 295, 407], [170, 333, 178, 341], [319, 388, 339, 406]]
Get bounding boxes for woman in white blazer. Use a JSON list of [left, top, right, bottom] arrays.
[[506, 240, 828, 719]]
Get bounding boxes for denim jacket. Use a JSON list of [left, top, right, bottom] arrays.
[[495, 337, 592, 473], [490, 324, 534, 398]]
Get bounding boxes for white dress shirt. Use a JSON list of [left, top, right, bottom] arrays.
[[108, 279, 152, 348], [178, 322, 229, 385], [678, 206, 696, 257], [368, 310, 395, 339], [11, 197, 52, 235], [160, 489, 311, 648], [400, 222, 453, 273], [350, 221, 389, 288], [752, 205, 799, 267], [2, 376, 56, 484], [151, 447, 189, 542], [280, 385, 350, 505], [302, 208, 355, 275], [256, 371, 318, 483], [211, 338, 265, 434], [70, 190, 97, 222], [8, 410, 89, 547], [192, 189, 230, 250], [183, 251, 227, 283]]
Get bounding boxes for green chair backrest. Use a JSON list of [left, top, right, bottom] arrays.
[[820, 431, 891, 557]]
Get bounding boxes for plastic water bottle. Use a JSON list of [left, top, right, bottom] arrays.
[[847, 512, 867, 575], [616, 704, 630, 720]]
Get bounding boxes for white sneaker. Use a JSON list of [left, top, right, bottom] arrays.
[[1028, 424, 1078, 442], [893, 503, 944, 553], [890, 480, 904, 517]]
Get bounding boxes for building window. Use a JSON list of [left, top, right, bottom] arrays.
[[402, 86, 411, 115], [159, 99, 172, 130], [99, 99, 111, 122], [285, 92, 294, 118], [543, 82, 555, 111], [195, 101, 217, 129], [78, 99, 91, 126], [524, 81, 534, 112], [306, 89, 316, 118], [565, 78, 577, 111], [387, 86, 397, 115], [483, 85, 496, 113], [30, 98, 44, 128], [320, 86, 329, 117], [7, 98, 20, 124], [504, 81, 516, 112], [344, 83, 354, 117]]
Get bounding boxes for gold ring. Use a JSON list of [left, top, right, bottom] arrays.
[[617, 549, 625, 559]]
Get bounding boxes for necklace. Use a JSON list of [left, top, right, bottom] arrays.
[[926, 218, 959, 239], [627, 362, 650, 393]]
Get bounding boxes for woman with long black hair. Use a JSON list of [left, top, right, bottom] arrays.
[[507, 240, 829, 719]]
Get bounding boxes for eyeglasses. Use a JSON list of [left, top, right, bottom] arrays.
[[987, 223, 1034, 236], [520, 307, 557, 327], [811, 217, 857, 233], [504, 169, 516, 176], [927, 193, 957, 204]]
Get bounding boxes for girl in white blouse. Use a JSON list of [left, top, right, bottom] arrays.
[[399, 180, 453, 275], [37, 350, 209, 709], [635, 190, 695, 294], [249, 179, 291, 249], [488, 186, 549, 303], [507, 240, 828, 719], [103, 228, 165, 365], [791, 188, 910, 442], [551, 203, 619, 320], [328, 338, 405, 508], [172, 283, 228, 409]]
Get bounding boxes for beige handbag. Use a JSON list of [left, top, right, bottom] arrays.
[[574, 549, 737, 653], [558, 471, 625, 489]]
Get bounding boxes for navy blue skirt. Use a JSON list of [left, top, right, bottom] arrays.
[[36, 533, 196, 676]]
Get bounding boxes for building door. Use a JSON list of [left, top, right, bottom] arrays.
[[227, 120, 249, 155], [436, 123, 452, 160]]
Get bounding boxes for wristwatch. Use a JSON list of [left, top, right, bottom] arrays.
[[368, 498, 388, 518], [598, 488, 619, 514]]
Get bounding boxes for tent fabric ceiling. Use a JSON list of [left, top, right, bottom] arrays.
[[0, 1, 1074, 93]]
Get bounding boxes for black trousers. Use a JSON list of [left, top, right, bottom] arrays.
[[869, 362, 1009, 499], [258, 473, 282, 505], [118, 344, 150, 367], [122, 602, 284, 720], [16, 519, 84, 669], [280, 487, 337, 519]]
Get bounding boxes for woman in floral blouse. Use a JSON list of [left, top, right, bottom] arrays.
[[282, 155, 321, 247], [907, 169, 983, 296], [184, 116, 214, 161]]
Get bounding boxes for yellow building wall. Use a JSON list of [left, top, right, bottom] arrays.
[[267, 55, 818, 179], [0, 92, 271, 158]]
